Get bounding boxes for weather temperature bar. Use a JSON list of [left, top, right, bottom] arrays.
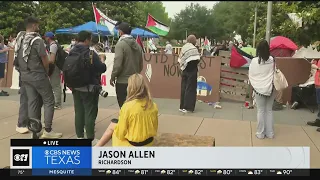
[[92, 169, 311, 176]]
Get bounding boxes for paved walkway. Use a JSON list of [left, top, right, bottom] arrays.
[[0, 89, 320, 168]]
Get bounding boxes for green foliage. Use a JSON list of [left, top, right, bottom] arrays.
[[1, 1, 319, 46], [246, 2, 320, 46], [0, 1, 169, 41], [167, 1, 320, 46], [0, 1, 37, 37], [138, 1, 171, 26], [167, 3, 212, 40]]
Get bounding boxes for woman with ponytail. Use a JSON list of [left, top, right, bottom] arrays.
[[96, 74, 158, 147]]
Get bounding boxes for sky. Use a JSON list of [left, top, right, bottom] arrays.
[[162, 1, 219, 18]]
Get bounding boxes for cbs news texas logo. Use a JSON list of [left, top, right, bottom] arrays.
[[44, 149, 81, 165], [11, 148, 31, 168]]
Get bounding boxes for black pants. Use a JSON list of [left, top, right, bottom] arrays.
[[180, 68, 198, 111], [116, 83, 128, 108], [291, 85, 316, 106]]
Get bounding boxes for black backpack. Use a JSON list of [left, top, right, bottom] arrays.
[[55, 43, 68, 70], [47, 42, 68, 76], [62, 49, 93, 89]]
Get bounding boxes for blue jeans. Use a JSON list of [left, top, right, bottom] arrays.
[[316, 88, 320, 119]]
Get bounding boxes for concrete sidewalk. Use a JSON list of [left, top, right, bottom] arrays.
[[0, 90, 320, 168]]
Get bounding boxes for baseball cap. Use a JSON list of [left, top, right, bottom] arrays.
[[44, 32, 55, 38], [115, 22, 132, 35]]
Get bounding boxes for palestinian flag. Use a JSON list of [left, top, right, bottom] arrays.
[[230, 45, 254, 68], [145, 14, 170, 36], [203, 37, 211, 51], [92, 4, 117, 35], [136, 35, 145, 53]]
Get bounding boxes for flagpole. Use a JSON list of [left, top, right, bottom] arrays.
[[92, 2, 101, 43]]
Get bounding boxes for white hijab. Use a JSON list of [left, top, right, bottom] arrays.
[[249, 56, 275, 96]]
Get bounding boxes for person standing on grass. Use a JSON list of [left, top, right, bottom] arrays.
[[0, 35, 11, 96]]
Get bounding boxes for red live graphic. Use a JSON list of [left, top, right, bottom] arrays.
[[60, 73, 107, 86]]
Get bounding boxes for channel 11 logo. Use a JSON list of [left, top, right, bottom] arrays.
[[12, 149, 30, 166]]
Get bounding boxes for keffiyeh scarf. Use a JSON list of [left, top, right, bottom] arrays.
[[14, 31, 41, 63], [119, 34, 133, 42], [178, 43, 201, 71]]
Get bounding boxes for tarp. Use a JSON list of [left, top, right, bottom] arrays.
[[241, 47, 256, 57], [270, 36, 298, 51], [56, 21, 159, 38], [293, 47, 320, 59], [55, 21, 115, 36], [130, 28, 159, 38]]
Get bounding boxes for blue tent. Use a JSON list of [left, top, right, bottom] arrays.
[[55, 21, 116, 36], [130, 28, 159, 38], [56, 21, 159, 38]]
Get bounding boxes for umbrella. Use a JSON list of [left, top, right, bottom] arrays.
[[241, 47, 256, 57]]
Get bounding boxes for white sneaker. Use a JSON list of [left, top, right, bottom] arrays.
[[179, 109, 184, 112], [54, 106, 62, 110], [16, 126, 29, 134], [182, 109, 193, 113], [41, 130, 63, 139], [91, 139, 100, 146]]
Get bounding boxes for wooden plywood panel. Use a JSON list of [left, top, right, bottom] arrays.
[[221, 66, 248, 75], [221, 72, 248, 81], [220, 78, 248, 88], [221, 57, 230, 64]]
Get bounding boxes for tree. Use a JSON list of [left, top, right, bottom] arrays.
[[36, 1, 93, 35], [138, 1, 171, 25], [95, 2, 145, 27], [247, 2, 320, 46], [210, 1, 252, 42], [0, 1, 37, 37], [168, 3, 212, 40]]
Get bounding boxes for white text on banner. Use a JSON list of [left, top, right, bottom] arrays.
[[92, 147, 310, 169]]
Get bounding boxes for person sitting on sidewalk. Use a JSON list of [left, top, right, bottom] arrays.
[[95, 74, 158, 147], [291, 60, 319, 109]]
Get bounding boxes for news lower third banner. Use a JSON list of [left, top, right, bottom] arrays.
[[10, 140, 310, 176], [92, 147, 310, 169]]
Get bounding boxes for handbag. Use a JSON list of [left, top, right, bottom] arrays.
[[273, 58, 288, 91]]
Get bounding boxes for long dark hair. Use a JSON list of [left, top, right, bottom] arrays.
[[256, 40, 270, 64]]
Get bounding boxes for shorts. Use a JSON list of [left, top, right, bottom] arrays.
[[0, 63, 5, 78]]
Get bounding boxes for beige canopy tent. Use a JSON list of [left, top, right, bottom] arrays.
[[292, 47, 320, 59]]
